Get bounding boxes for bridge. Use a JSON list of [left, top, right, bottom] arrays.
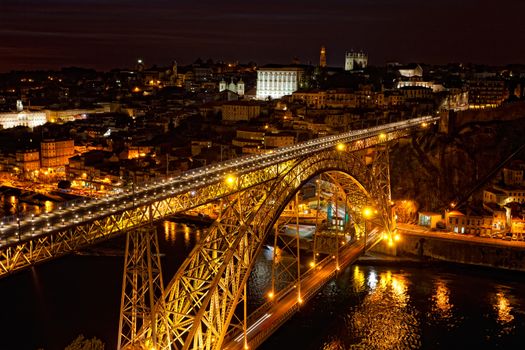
[[0, 115, 439, 349]]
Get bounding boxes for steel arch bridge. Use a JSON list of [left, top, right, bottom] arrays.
[[0, 116, 438, 349], [136, 143, 392, 350]]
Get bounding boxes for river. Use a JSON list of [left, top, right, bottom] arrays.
[[0, 215, 525, 349]]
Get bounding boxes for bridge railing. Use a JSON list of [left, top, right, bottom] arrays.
[[0, 115, 439, 234]]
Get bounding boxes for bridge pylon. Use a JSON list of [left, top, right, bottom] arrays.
[[117, 225, 168, 350]]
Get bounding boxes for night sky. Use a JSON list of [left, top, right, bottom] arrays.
[[1, 0, 524, 72]]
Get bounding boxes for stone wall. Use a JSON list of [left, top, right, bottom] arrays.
[[454, 101, 525, 130], [372, 234, 525, 271]]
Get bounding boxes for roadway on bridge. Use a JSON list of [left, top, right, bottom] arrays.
[[224, 230, 381, 350], [0, 116, 438, 246]]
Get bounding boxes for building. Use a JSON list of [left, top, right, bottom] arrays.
[[256, 66, 304, 100], [219, 78, 245, 96], [398, 64, 423, 78], [320, 46, 327, 68], [292, 88, 361, 109], [445, 209, 493, 236], [418, 212, 442, 229], [344, 51, 368, 71], [484, 186, 525, 205], [400, 86, 434, 100], [44, 107, 108, 123], [468, 79, 509, 109], [291, 90, 327, 109], [221, 101, 262, 122], [0, 111, 47, 129], [232, 128, 265, 149], [15, 149, 40, 172], [264, 132, 295, 148], [503, 164, 524, 186], [511, 217, 525, 239], [40, 139, 75, 168]]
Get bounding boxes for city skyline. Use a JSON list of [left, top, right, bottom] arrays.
[[1, 0, 525, 72]]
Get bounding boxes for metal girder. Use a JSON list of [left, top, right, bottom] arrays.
[[118, 226, 167, 350], [0, 118, 425, 279], [0, 164, 289, 278], [143, 146, 391, 349], [0, 117, 435, 279]]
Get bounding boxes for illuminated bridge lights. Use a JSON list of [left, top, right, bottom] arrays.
[[225, 174, 237, 186], [0, 116, 439, 348]]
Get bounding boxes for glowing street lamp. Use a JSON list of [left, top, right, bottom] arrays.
[[336, 143, 346, 151]]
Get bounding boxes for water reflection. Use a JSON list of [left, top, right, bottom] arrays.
[[343, 270, 419, 349], [495, 290, 514, 324], [432, 280, 453, 319], [367, 269, 378, 290], [352, 266, 365, 292], [1, 195, 56, 217], [163, 221, 199, 249]]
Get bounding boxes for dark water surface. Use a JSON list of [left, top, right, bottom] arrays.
[[1, 217, 525, 350], [260, 263, 525, 350]]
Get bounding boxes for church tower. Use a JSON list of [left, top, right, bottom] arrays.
[[237, 79, 245, 96], [219, 79, 227, 92], [320, 46, 327, 68]]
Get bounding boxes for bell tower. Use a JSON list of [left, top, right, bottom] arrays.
[[320, 46, 327, 68]]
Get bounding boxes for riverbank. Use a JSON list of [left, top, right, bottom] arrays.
[[358, 251, 525, 279], [371, 230, 525, 272]]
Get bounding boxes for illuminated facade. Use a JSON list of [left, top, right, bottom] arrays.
[[41, 139, 75, 168], [320, 46, 327, 68], [468, 79, 509, 109], [15, 150, 40, 172], [345, 51, 368, 71], [256, 67, 304, 100], [219, 78, 245, 96], [222, 101, 262, 122], [264, 133, 295, 148], [0, 111, 47, 129]]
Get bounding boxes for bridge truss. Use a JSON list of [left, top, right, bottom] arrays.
[[130, 143, 396, 350], [0, 116, 438, 349]]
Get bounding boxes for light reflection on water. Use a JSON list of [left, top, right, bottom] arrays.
[[163, 220, 201, 248], [432, 280, 453, 320], [260, 264, 525, 350], [339, 269, 420, 350], [1, 194, 56, 217], [495, 291, 514, 324]]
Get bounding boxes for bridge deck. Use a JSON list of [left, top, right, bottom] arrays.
[[224, 230, 382, 350], [0, 116, 437, 277]]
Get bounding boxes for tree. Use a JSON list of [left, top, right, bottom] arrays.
[[64, 335, 105, 350]]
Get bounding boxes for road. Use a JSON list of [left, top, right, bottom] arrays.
[[398, 223, 525, 249]]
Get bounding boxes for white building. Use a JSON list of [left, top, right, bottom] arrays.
[[219, 78, 245, 96], [345, 51, 368, 71], [0, 111, 47, 129], [256, 67, 304, 100]]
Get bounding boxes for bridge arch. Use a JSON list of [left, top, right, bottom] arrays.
[[149, 147, 392, 350]]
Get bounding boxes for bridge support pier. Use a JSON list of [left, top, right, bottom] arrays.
[[117, 225, 167, 350]]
